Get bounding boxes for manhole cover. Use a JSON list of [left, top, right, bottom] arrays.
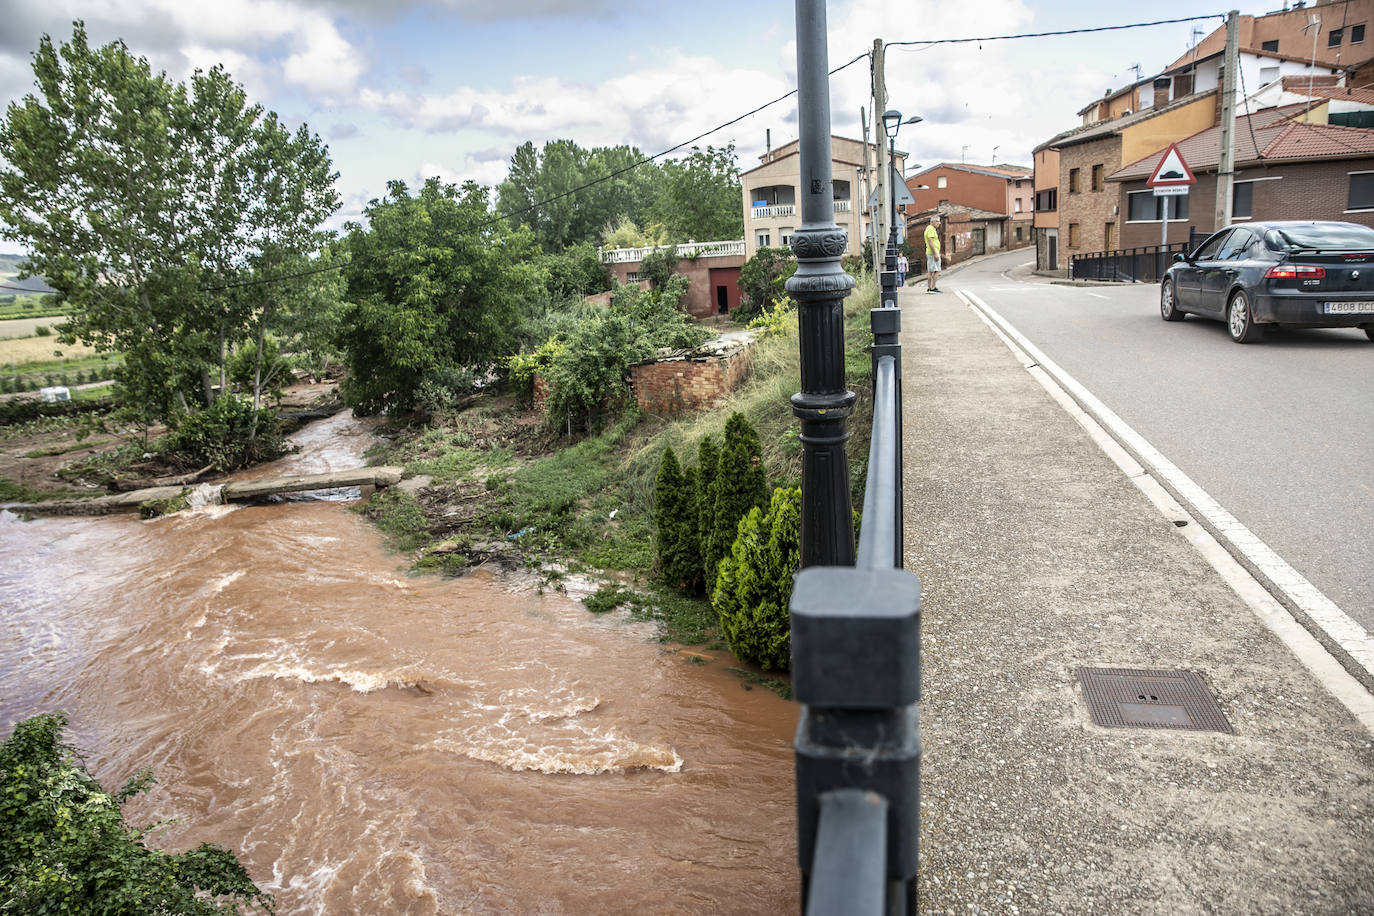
[[1077, 667, 1232, 733]]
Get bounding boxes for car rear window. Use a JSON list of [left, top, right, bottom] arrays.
[[1265, 223, 1374, 251]]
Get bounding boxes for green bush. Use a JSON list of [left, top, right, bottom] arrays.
[[712, 486, 801, 671], [158, 395, 289, 472], [704, 412, 768, 585], [505, 339, 564, 406], [737, 247, 797, 319], [0, 712, 274, 915], [34, 324, 52, 336], [695, 435, 719, 576]]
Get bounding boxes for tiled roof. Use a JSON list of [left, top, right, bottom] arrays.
[[1263, 121, 1374, 158], [1109, 107, 1374, 181], [1035, 89, 1217, 152], [1289, 86, 1374, 106], [915, 162, 1031, 180], [1280, 75, 1341, 91]]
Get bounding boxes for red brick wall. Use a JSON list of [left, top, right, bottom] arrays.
[[629, 347, 753, 414], [1118, 160, 1374, 249], [907, 166, 1008, 214]]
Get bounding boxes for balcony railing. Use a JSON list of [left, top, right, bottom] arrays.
[[599, 240, 745, 264], [751, 204, 796, 219], [833, 199, 852, 213]]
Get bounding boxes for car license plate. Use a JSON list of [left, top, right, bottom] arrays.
[[1323, 301, 1374, 314]]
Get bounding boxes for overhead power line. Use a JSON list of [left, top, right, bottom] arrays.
[[202, 50, 872, 293], [887, 14, 1228, 49]]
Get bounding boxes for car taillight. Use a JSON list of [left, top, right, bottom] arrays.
[[1264, 264, 1326, 279]]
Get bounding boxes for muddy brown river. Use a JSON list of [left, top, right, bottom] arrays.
[[0, 413, 800, 914]]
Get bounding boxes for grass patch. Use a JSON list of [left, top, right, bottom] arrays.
[[0, 475, 62, 502], [0, 336, 96, 366], [354, 488, 430, 553], [24, 438, 115, 459], [726, 666, 793, 700]]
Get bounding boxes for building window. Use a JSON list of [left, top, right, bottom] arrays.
[[1035, 188, 1058, 211], [1330, 28, 1344, 48], [937, 175, 948, 189], [1233, 182, 1254, 219], [1348, 172, 1374, 211], [1014, 199, 1023, 213], [1354, 24, 1366, 43], [1126, 190, 1189, 221], [1261, 39, 1279, 52], [1091, 164, 1104, 191], [1015, 226, 1023, 242], [1259, 66, 1280, 86], [780, 227, 795, 247], [1069, 168, 1081, 192], [756, 231, 771, 247], [1068, 222, 1080, 248]]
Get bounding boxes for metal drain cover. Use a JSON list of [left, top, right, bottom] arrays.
[[1077, 667, 1232, 733]]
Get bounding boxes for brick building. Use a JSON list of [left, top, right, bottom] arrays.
[[1039, 92, 1218, 259], [904, 163, 1033, 249], [740, 135, 904, 259], [601, 240, 745, 318], [1032, 146, 1060, 270], [1109, 105, 1374, 247]]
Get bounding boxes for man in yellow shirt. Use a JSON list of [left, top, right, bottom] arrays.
[[924, 218, 942, 293]]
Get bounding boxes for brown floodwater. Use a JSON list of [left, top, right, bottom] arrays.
[[0, 413, 800, 914]]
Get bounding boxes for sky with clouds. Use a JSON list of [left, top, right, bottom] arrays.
[[0, 0, 1284, 242]]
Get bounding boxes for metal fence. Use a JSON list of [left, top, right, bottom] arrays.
[[790, 258, 921, 916], [1069, 229, 1210, 283]]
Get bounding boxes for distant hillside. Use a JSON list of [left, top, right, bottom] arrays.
[[0, 253, 53, 293]]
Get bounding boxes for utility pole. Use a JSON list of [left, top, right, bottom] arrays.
[[873, 39, 889, 269], [1214, 9, 1240, 229], [861, 106, 878, 273]]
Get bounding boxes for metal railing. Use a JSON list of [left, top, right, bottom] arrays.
[[1069, 229, 1208, 283], [791, 248, 921, 916], [786, 3, 919, 912]]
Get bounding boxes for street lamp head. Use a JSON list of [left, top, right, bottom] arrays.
[[882, 109, 902, 138]]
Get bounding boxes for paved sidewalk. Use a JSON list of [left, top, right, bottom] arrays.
[[900, 285, 1374, 915]]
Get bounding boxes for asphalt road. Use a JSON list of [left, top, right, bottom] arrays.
[[943, 247, 1373, 631]]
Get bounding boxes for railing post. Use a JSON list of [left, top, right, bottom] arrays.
[[787, 0, 856, 570], [793, 567, 922, 915], [870, 310, 902, 569]]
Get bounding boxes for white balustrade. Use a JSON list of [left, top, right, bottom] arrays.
[[600, 240, 746, 264], [751, 204, 796, 219]]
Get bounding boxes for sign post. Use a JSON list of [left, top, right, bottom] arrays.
[[1146, 142, 1197, 252]]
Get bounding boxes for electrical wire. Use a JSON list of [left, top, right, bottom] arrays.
[[201, 50, 872, 293], [887, 15, 1228, 49]]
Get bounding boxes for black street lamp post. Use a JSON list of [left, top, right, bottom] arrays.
[[786, 0, 856, 570], [881, 110, 921, 300]]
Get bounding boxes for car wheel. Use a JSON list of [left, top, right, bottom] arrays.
[[1226, 290, 1263, 343], [1160, 280, 1184, 321]]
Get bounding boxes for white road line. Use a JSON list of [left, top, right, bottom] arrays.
[[958, 288, 1374, 733], [1085, 292, 1109, 299]]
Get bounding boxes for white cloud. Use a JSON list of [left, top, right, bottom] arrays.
[[357, 51, 791, 164]]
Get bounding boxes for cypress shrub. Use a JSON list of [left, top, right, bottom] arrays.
[[680, 463, 704, 594], [653, 446, 701, 592], [696, 434, 719, 581], [712, 486, 801, 671], [704, 412, 768, 585]]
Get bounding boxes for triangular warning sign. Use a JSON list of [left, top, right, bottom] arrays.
[[1146, 142, 1197, 186]]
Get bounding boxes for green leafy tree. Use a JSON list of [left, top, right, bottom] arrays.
[[497, 140, 661, 252], [737, 247, 798, 318], [538, 242, 612, 300], [0, 23, 338, 431], [0, 712, 274, 914], [654, 446, 702, 591], [338, 178, 539, 415], [648, 145, 744, 243], [704, 413, 768, 584], [637, 247, 677, 290], [712, 486, 802, 671]]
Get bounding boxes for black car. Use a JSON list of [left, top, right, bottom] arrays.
[[1160, 220, 1374, 343]]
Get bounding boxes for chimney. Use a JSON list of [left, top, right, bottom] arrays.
[[766, 129, 771, 162]]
